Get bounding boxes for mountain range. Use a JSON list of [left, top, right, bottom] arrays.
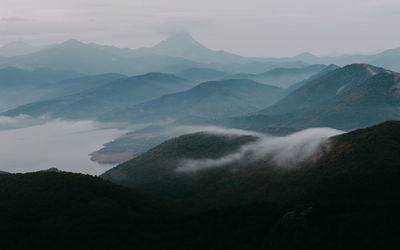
[[103, 79, 283, 123], [2, 72, 194, 119], [227, 64, 326, 88], [3, 32, 400, 74], [222, 64, 400, 130], [0, 34, 309, 75], [0, 41, 50, 57], [0, 67, 83, 110]]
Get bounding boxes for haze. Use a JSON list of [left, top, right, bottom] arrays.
[[1, 0, 400, 57]]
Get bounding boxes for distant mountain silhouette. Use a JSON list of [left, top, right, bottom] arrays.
[[137, 32, 246, 64], [0, 41, 49, 57], [228, 64, 326, 88], [0, 39, 201, 75]]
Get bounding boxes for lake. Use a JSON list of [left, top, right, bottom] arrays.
[[0, 117, 127, 175]]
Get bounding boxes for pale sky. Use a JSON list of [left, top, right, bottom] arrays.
[[1, 0, 400, 57]]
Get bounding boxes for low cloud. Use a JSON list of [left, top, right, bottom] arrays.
[[176, 127, 344, 173], [0, 115, 46, 130]]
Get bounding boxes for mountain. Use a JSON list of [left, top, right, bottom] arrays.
[[228, 64, 326, 88], [0, 41, 49, 57], [223, 64, 400, 130], [259, 64, 384, 116], [3, 72, 195, 119], [91, 123, 297, 165], [292, 52, 321, 63], [100, 132, 258, 206], [0, 37, 315, 75], [283, 64, 340, 95], [5, 121, 400, 249], [245, 64, 400, 130], [35, 73, 125, 99], [0, 66, 83, 90], [276, 69, 400, 130], [0, 171, 291, 250], [0, 171, 169, 250], [103, 79, 283, 123], [0, 39, 202, 75], [137, 32, 246, 64], [283, 47, 400, 72], [176, 67, 229, 82], [214, 60, 311, 74], [101, 121, 400, 209], [0, 67, 83, 110]]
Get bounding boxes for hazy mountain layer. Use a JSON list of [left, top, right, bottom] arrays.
[[260, 64, 384, 116], [0, 39, 202, 75], [176, 67, 229, 82], [0, 67, 83, 110], [2, 72, 194, 119], [228, 64, 326, 88], [102, 79, 283, 123], [0, 41, 50, 57]]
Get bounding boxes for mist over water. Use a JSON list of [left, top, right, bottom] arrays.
[[176, 127, 345, 173], [0, 116, 126, 175]]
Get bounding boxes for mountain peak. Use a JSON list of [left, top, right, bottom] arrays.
[[342, 63, 382, 76], [167, 31, 197, 41], [59, 39, 87, 47], [295, 52, 318, 58], [154, 32, 203, 50]]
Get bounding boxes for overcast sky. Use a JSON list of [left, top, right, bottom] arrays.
[[1, 0, 400, 57]]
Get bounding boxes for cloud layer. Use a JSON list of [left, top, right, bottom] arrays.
[[176, 127, 344, 173]]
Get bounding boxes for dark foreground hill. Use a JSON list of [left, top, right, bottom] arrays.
[[101, 120, 400, 249], [102, 121, 400, 209], [4, 121, 400, 249], [0, 172, 168, 250]]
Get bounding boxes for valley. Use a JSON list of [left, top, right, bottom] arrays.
[[1, 8, 400, 249]]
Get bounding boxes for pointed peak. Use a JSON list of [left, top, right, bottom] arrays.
[[294, 52, 319, 59], [59, 39, 87, 47], [165, 31, 197, 42], [155, 31, 203, 49]]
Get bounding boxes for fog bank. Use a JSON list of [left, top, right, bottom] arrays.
[[176, 127, 344, 173]]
